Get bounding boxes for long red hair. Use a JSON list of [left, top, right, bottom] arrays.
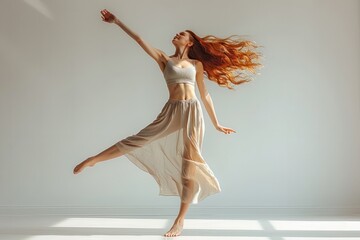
[[186, 30, 264, 90]]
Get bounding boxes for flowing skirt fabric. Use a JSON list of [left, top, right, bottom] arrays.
[[115, 97, 221, 204]]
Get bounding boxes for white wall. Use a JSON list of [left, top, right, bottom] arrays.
[[0, 0, 359, 214]]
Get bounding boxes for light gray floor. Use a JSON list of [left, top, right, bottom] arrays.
[[0, 214, 360, 240]]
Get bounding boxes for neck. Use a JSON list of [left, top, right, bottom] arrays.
[[173, 46, 189, 59]]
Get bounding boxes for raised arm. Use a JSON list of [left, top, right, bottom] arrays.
[[100, 9, 167, 70], [195, 61, 236, 135]]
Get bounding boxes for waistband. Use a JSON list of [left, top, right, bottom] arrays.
[[167, 97, 198, 103]]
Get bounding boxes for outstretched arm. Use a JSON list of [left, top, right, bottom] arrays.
[[100, 9, 167, 69], [195, 61, 236, 135]]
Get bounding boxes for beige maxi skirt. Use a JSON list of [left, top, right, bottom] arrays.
[[115, 97, 221, 204]]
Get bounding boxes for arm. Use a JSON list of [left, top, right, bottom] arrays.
[[100, 9, 167, 68], [195, 61, 236, 135]]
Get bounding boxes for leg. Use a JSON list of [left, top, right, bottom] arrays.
[[73, 102, 180, 175], [73, 144, 123, 174], [164, 201, 190, 237], [164, 156, 195, 237]]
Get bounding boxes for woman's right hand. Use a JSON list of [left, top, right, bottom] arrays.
[[100, 9, 116, 23]]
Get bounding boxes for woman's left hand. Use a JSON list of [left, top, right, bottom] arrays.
[[216, 124, 236, 135]]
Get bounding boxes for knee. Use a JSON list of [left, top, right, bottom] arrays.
[[181, 177, 194, 187]]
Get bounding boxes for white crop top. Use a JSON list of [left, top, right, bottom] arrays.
[[163, 58, 196, 86]]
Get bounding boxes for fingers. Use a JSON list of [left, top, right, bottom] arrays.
[[101, 9, 112, 17], [100, 9, 109, 17], [100, 10, 109, 17], [222, 127, 236, 134], [100, 9, 108, 14], [100, 10, 105, 19], [228, 128, 236, 133], [217, 125, 236, 134]]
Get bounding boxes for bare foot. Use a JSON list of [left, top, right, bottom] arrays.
[[73, 157, 96, 174], [164, 219, 184, 237]]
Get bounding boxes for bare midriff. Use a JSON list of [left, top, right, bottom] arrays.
[[167, 83, 196, 100]]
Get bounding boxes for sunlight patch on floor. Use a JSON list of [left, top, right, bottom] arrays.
[[51, 217, 261, 230], [51, 217, 169, 229], [270, 220, 360, 231], [4, 216, 358, 240], [185, 219, 262, 230], [283, 238, 360, 240], [26, 236, 271, 240]]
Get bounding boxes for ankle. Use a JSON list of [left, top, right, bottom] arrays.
[[175, 217, 184, 224]]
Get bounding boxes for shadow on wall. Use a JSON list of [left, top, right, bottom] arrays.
[[24, 0, 54, 20]]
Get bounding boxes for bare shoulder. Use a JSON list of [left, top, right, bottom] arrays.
[[193, 59, 204, 72], [193, 59, 202, 65]]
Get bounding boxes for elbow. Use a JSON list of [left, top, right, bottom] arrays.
[[200, 92, 209, 101]]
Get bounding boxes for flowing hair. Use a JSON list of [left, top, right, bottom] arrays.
[[186, 30, 264, 90]]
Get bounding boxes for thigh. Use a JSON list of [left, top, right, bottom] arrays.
[[116, 102, 182, 150], [182, 104, 205, 163]]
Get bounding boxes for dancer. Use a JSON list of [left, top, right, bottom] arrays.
[[73, 9, 263, 237]]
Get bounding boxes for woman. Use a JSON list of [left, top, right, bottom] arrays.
[[73, 9, 262, 237]]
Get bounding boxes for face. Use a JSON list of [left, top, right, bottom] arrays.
[[172, 31, 193, 47]]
